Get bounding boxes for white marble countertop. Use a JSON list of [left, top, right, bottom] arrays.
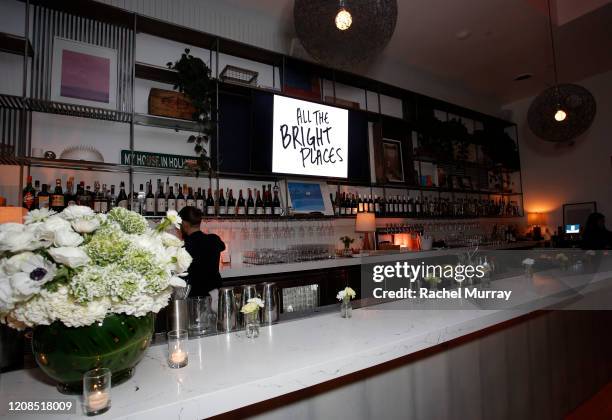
[[220, 241, 539, 279], [2, 262, 609, 420]]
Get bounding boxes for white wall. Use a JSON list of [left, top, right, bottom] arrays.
[[502, 70, 612, 230]]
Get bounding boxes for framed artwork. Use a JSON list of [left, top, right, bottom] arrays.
[[51, 37, 117, 109], [563, 201, 597, 231], [382, 139, 404, 182]]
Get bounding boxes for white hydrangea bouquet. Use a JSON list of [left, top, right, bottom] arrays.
[[0, 206, 191, 330]]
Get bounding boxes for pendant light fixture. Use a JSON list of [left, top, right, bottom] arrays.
[[294, 0, 398, 69], [527, 0, 596, 143]]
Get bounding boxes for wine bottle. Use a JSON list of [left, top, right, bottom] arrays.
[[246, 189, 255, 215], [117, 182, 128, 209], [255, 189, 263, 215], [367, 195, 374, 213], [22, 175, 36, 210], [156, 182, 166, 216], [186, 187, 196, 208], [195, 188, 205, 213], [218, 189, 226, 215], [134, 184, 145, 215], [50, 178, 65, 212], [145, 181, 155, 216], [273, 187, 281, 216], [227, 189, 236, 216], [176, 185, 186, 213], [357, 194, 364, 213], [206, 188, 215, 216], [167, 186, 176, 212], [235, 189, 245, 216], [351, 194, 358, 215], [264, 185, 272, 216]]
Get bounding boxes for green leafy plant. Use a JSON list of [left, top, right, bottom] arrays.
[[340, 236, 355, 250], [167, 49, 216, 176]]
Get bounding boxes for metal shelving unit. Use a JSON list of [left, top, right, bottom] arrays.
[[0, 0, 523, 218]]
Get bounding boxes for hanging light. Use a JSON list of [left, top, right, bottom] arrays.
[[335, 0, 352, 31], [526, 0, 596, 142]]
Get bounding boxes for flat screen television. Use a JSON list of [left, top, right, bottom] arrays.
[[272, 95, 348, 178]]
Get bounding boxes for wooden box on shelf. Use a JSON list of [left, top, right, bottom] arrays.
[[148, 88, 196, 120]]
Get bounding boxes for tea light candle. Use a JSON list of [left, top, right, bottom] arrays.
[[87, 391, 109, 412], [170, 350, 187, 365]]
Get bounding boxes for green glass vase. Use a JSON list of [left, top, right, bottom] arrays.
[[32, 313, 154, 394]]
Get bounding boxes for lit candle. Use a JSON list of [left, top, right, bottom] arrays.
[[170, 350, 187, 365], [87, 391, 109, 411]]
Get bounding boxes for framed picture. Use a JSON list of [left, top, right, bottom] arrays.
[[51, 37, 117, 109], [382, 139, 404, 182]]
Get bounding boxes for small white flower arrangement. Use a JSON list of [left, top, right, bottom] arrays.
[[522, 258, 535, 266], [555, 253, 569, 262], [336, 287, 356, 302], [0, 206, 191, 330], [241, 297, 264, 314], [424, 275, 442, 285]]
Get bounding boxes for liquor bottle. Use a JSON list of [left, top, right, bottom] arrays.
[[176, 185, 186, 213], [92, 182, 102, 213], [186, 187, 196, 208], [50, 178, 65, 212], [136, 184, 147, 214], [227, 189, 236, 216], [145, 182, 155, 216], [195, 188, 204, 213], [37, 184, 50, 209], [117, 182, 128, 208], [237, 189, 246, 216], [246, 189, 255, 215], [76, 182, 86, 207], [255, 189, 263, 215], [357, 194, 364, 213], [206, 188, 215, 216], [155, 183, 166, 216], [108, 185, 117, 211], [272, 187, 281, 216], [64, 177, 76, 207], [218, 189, 226, 215], [22, 175, 36, 210], [166, 186, 176, 212], [99, 184, 109, 214]]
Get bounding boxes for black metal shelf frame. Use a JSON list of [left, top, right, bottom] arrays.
[[2, 0, 523, 216]]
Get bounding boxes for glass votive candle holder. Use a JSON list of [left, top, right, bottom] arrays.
[[83, 368, 111, 416], [167, 329, 188, 368]]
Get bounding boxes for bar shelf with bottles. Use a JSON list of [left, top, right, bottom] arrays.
[[329, 189, 522, 219]]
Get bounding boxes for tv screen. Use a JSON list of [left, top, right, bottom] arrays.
[[272, 95, 348, 178]]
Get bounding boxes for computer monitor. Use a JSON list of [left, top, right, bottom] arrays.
[[565, 224, 580, 234]]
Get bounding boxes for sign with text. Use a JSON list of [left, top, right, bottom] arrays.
[[272, 95, 348, 178], [120, 150, 196, 170]]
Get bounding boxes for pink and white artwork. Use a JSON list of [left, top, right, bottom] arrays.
[[60, 50, 111, 103], [51, 37, 117, 109]]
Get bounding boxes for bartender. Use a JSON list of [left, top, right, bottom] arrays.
[[178, 206, 226, 299]]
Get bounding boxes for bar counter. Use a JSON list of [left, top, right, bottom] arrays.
[[2, 264, 611, 419]]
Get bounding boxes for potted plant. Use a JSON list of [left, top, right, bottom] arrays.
[[167, 49, 216, 176], [339, 236, 354, 257], [0, 207, 190, 393]]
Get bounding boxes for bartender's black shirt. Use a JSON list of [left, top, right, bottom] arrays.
[[183, 231, 226, 297]]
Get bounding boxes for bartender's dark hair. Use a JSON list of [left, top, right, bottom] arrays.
[[178, 206, 202, 226]]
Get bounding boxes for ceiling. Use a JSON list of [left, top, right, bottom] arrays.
[[220, 0, 612, 105]]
